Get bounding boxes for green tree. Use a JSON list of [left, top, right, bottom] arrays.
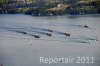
[[0, 0, 6, 4]]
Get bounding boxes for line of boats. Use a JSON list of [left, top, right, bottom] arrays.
[[1, 24, 98, 44], [14, 28, 71, 38], [11, 25, 89, 38]]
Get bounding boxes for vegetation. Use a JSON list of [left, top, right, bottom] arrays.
[[0, 0, 100, 15]]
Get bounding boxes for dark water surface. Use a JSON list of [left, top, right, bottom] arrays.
[[0, 14, 100, 66]]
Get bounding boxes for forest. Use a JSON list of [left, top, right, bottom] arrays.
[[0, 0, 100, 15]]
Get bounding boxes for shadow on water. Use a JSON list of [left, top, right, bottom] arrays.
[[80, 36, 98, 41], [68, 24, 96, 30], [0, 26, 98, 44], [1, 26, 70, 36], [0, 35, 90, 44], [27, 27, 71, 37]]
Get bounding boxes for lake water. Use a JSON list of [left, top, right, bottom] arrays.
[[0, 14, 100, 66]]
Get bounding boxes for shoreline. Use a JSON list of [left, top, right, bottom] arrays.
[[0, 13, 100, 17]]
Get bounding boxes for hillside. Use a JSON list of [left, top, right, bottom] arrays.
[[0, 0, 100, 15]]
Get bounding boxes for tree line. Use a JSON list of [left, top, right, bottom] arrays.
[[0, 0, 100, 15]]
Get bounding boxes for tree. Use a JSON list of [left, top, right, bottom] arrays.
[[0, 0, 6, 5]]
